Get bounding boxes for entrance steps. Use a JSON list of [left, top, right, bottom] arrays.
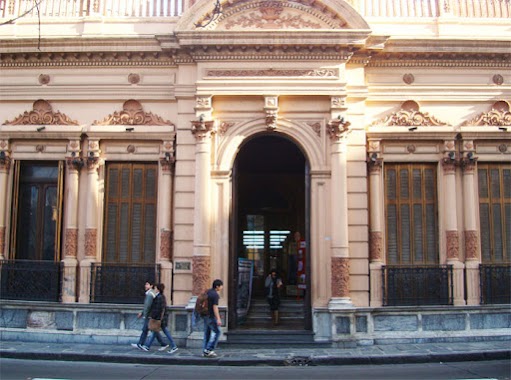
[[222, 330, 331, 348], [240, 297, 305, 330]]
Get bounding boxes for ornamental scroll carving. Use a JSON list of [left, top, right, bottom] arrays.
[[93, 100, 173, 126], [214, 0, 347, 31], [3, 99, 78, 126], [461, 100, 511, 127], [372, 100, 447, 127]]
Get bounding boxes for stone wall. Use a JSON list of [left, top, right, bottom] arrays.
[[1, 301, 509, 347]]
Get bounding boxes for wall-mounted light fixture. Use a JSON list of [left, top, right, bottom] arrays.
[[467, 151, 474, 160], [498, 126, 508, 132], [126, 127, 134, 132], [165, 152, 171, 161], [0, 151, 5, 159], [370, 152, 378, 162], [89, 151, 95, 157], [447, 151, 455, 160], [36, 126, 46, 132], [408, 126, 418, 131]]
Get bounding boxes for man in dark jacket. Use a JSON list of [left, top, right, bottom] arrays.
[[130, 280, 165, 351]]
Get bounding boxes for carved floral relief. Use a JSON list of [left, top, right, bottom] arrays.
[[93, 100, 173, 126], [372, 100, 447, 127], [3, 99, 78, 125]]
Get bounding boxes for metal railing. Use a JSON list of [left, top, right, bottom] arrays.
[[1, 0, 509, 19], [90, 262, 161, 304], [480, 264, 511, 305], [0, 259, 63, 302], [382, 265, 453, 306]]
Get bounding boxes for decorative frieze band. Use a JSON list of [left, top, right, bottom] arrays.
[[64, 228, 78, 258], [369, 231, 383, 262], [464, 230, 479, 260], [331, 257, 350, 298], [206, 68, 338, 77], [446, 230, 459, 260], [84, 228, 97, 258], [192, 256, 211, 296], [160, 230, 172, 260]]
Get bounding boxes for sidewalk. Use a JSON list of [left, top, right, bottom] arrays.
[[1, 340, 509, 366]]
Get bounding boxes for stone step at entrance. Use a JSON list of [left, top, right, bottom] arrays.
[[237, 296, 306, 330]]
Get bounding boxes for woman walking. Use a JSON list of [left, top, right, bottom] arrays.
[[145, 283, 178, 354]]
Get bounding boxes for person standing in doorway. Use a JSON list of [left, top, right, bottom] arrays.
[[203, 279, 223, 358], [265, 269, 283, 326], [130, 280, 166, 351]]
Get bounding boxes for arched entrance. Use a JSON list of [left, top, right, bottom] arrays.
[[229, 134, 311, 331]]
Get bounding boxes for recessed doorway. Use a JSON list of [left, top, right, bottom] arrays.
[[229, 134, 311, 331]]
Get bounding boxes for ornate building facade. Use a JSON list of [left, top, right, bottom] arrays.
[[0, 0, 509, 345]]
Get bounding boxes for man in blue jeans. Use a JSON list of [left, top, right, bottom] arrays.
[[203, 279, 223, 358], [131, 280, 166, 351]]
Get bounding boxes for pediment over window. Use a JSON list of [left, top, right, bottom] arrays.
[[372, 101, 448, 127], [3, 99, 78, 126], [93, 100, 174, 126], [461, 100, 511, 127]]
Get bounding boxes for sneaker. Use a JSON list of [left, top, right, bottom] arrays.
[[202, 350, 210, 357], [158, 344, 170, 352], [137, 344, 149, 351], [168, 346, 178, 354], [131, 343, 139, 348], [205, 350, 217, 358]]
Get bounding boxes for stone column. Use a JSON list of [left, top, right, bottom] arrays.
[[327, 116, 352, 310], [78, 143, 100, 303], [61, 151, 82, 303], [461, 148, 480, 305], [442, 149, 465, 306], [190, 111, 215, 296], [0, 148, 11, 260], [159, 147, 175, 302], [367, 144, 384, 307]]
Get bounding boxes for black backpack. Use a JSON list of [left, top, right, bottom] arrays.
[[194, 291, 209, 317]]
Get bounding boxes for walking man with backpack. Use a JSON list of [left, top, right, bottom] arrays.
[[202, 279, 223, 358]]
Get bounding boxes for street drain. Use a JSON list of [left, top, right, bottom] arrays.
[[284, 356, 313, 366]]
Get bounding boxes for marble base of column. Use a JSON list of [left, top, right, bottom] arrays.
[[192, 255, 211, 295], [448, 260, 466, 306], [61, 257, 78, 303], [369, 261, 383, 307], [78, 259, 95, 303], [465, 260, 481, 306], [328, 297, 354, 310]]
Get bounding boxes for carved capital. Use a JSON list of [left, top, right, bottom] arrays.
[[86, 156, 100, 171], [442, 158, 457, 174], [331, 257, 350, 298], [65, 157, 84, 172], [160, 154, 175, 173], [191, 117, 216, 140], [192, 256, 211, 296], [461, 157, 478, 173], [328, 117, 351, 140], [0, 154, 12, 172], [367, 154, 383, 174]]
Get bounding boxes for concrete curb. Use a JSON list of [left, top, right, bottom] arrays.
[[1, 349, 509, 366]]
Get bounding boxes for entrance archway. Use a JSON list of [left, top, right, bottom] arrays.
[[229, 134, 311, 331]]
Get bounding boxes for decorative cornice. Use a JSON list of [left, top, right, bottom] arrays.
[[368, 53, 511, 68], [372, 100, 448, 127], [93, 100, 174, 126], [3, 99, 79, 126], [461, 100, 511, 127], [0, 52, 176, 68]]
